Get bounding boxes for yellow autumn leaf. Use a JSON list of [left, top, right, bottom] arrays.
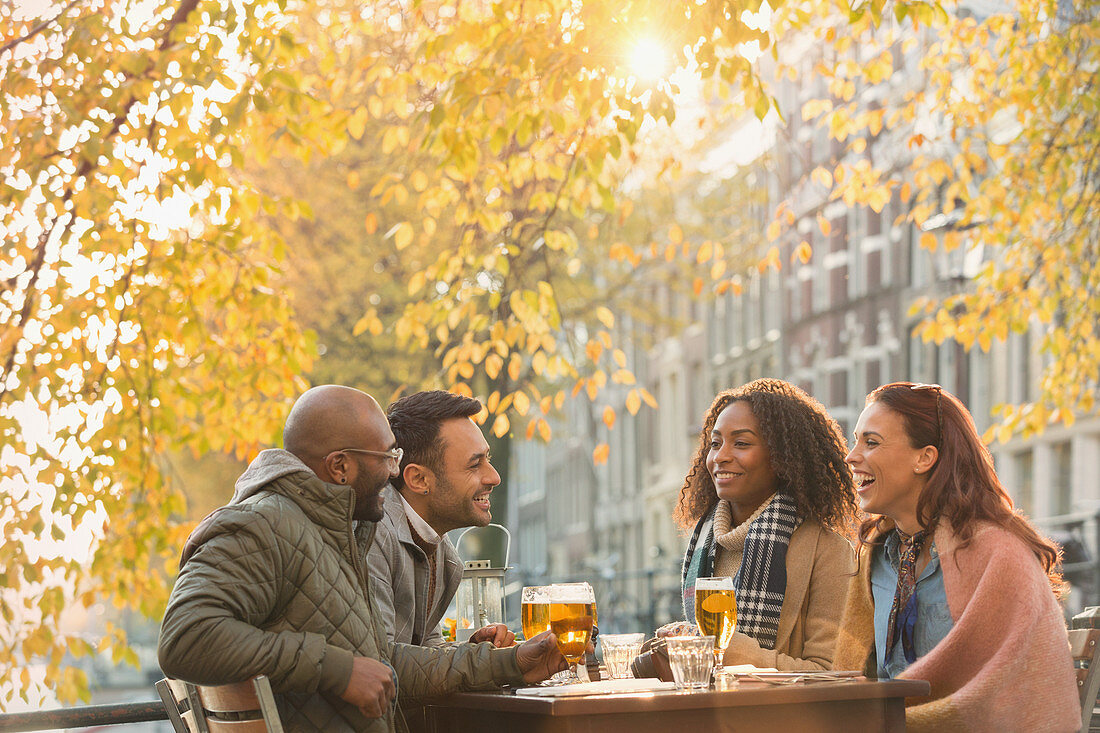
[[595, 306, 614, 328], [611, 368, 635, 384], [364, 212, 378, 234], [513, 390, 530, 416], [602, 406, 616, 430], [491, 413, 510, 438], [485, 353, 503, 379], [812, 167, 833, 188], [592, 443, 610, 465], [793, 241, 813, 265], [669, 223, 683, 244], [386, 221, 414, 250], [696, 240, 713, 263], [352, 311, 384, 337], [347, 106, 368, 139], [538, 419, 552, 442], [626, 389, 641, 415]]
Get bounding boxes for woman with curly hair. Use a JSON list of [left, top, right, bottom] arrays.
[[672, 378, 858, 671], [834, 383, 1076, 731]]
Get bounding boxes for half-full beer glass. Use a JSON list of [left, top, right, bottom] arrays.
[[548, 583, 595, 683], [694, 576, 736, 673]]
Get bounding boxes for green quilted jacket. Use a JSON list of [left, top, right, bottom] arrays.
[[158, 449, 524, 732]]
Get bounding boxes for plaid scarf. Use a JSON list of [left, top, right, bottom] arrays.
[[885, 528, 928, 664], [682, 492, 802, 650]]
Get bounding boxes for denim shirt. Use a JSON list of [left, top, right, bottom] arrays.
[[871, 532, 954, 679]]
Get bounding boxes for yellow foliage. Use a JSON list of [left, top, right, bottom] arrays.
[[602, 406, 616, 430], [793, 241, 813, 265]]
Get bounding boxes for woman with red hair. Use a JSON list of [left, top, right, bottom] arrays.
[[835, 382, 1077, 731]]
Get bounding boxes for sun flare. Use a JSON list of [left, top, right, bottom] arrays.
[[627, 38, 669, 81]]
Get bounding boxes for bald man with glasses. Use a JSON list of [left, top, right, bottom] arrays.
[[158, 385, 567, 732]]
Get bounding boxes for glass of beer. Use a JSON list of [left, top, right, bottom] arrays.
[[521, 586, 551, 641], [548, 583, 596, 683], [694, 576, 736, 674]]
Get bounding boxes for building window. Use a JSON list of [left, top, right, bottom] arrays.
[[1052, 441, 1073, 515], [1014, 451, 1034, 517], [831, 370, 848, 408]]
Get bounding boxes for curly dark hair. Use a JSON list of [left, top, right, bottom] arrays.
[[673, 378, 857, 536]]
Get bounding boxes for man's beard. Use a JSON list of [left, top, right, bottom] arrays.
[[351, 461, 386, 522]]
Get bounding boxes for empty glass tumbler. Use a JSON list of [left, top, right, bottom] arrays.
[[666, 635, 715, 690], [599, 633, 646, 679]]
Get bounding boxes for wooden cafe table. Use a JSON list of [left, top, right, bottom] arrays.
[[423, 677, 930, 733]]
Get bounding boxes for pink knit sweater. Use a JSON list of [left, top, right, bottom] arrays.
[[834, 519, 1079, 732]]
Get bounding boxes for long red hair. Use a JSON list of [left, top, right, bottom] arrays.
[[856, 382, 1064, 595]]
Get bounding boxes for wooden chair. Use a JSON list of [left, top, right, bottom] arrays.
[[156, 675, 284, 733], [1069, 628, 1100, 733]]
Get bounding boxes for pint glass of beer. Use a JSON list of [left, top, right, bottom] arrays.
[[548, 583, 596, 683], [521, 586, 552, 641], [694, 576, 736, 672]]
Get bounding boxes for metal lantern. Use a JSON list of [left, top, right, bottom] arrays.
[[454, 524, 510, 642]]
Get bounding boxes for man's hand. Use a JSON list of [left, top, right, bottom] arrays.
[[514, 630, 595, 683], [338, 656, 396, 719], [469, 623, 515, 647]]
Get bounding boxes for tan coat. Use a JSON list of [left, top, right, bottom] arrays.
[[721, 521, 855, 671]]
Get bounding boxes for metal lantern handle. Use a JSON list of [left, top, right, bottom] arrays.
[[455, 523, 511, 568]]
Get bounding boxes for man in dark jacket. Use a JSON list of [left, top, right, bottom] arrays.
[[158, 385, 565, 732]]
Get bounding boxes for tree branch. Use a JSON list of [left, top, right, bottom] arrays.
[[0, 0, 81, 57]]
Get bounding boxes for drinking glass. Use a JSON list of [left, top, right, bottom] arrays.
[[547, 583, 596, 683], [555, 581, 598, 626], [667, 635, 715, 690], [520, 586, 551, 641], [694, 576, 736, 674], [599, 632, 645, 679]]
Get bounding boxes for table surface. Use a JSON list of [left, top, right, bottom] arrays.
[[426, 678, 930, 716]]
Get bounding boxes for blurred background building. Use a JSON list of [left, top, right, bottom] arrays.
[[504, 5, 1100, 633]]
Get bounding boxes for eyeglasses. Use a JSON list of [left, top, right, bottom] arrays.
[[910, 383, 943, 446], [331, 446, 404, 467]]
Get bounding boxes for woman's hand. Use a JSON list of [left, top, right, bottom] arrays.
[[655, 621, 700, 638]]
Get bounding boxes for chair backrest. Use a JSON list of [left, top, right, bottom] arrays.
[[1069, 628, 1100, 733], [156, 676, 284, 733]]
